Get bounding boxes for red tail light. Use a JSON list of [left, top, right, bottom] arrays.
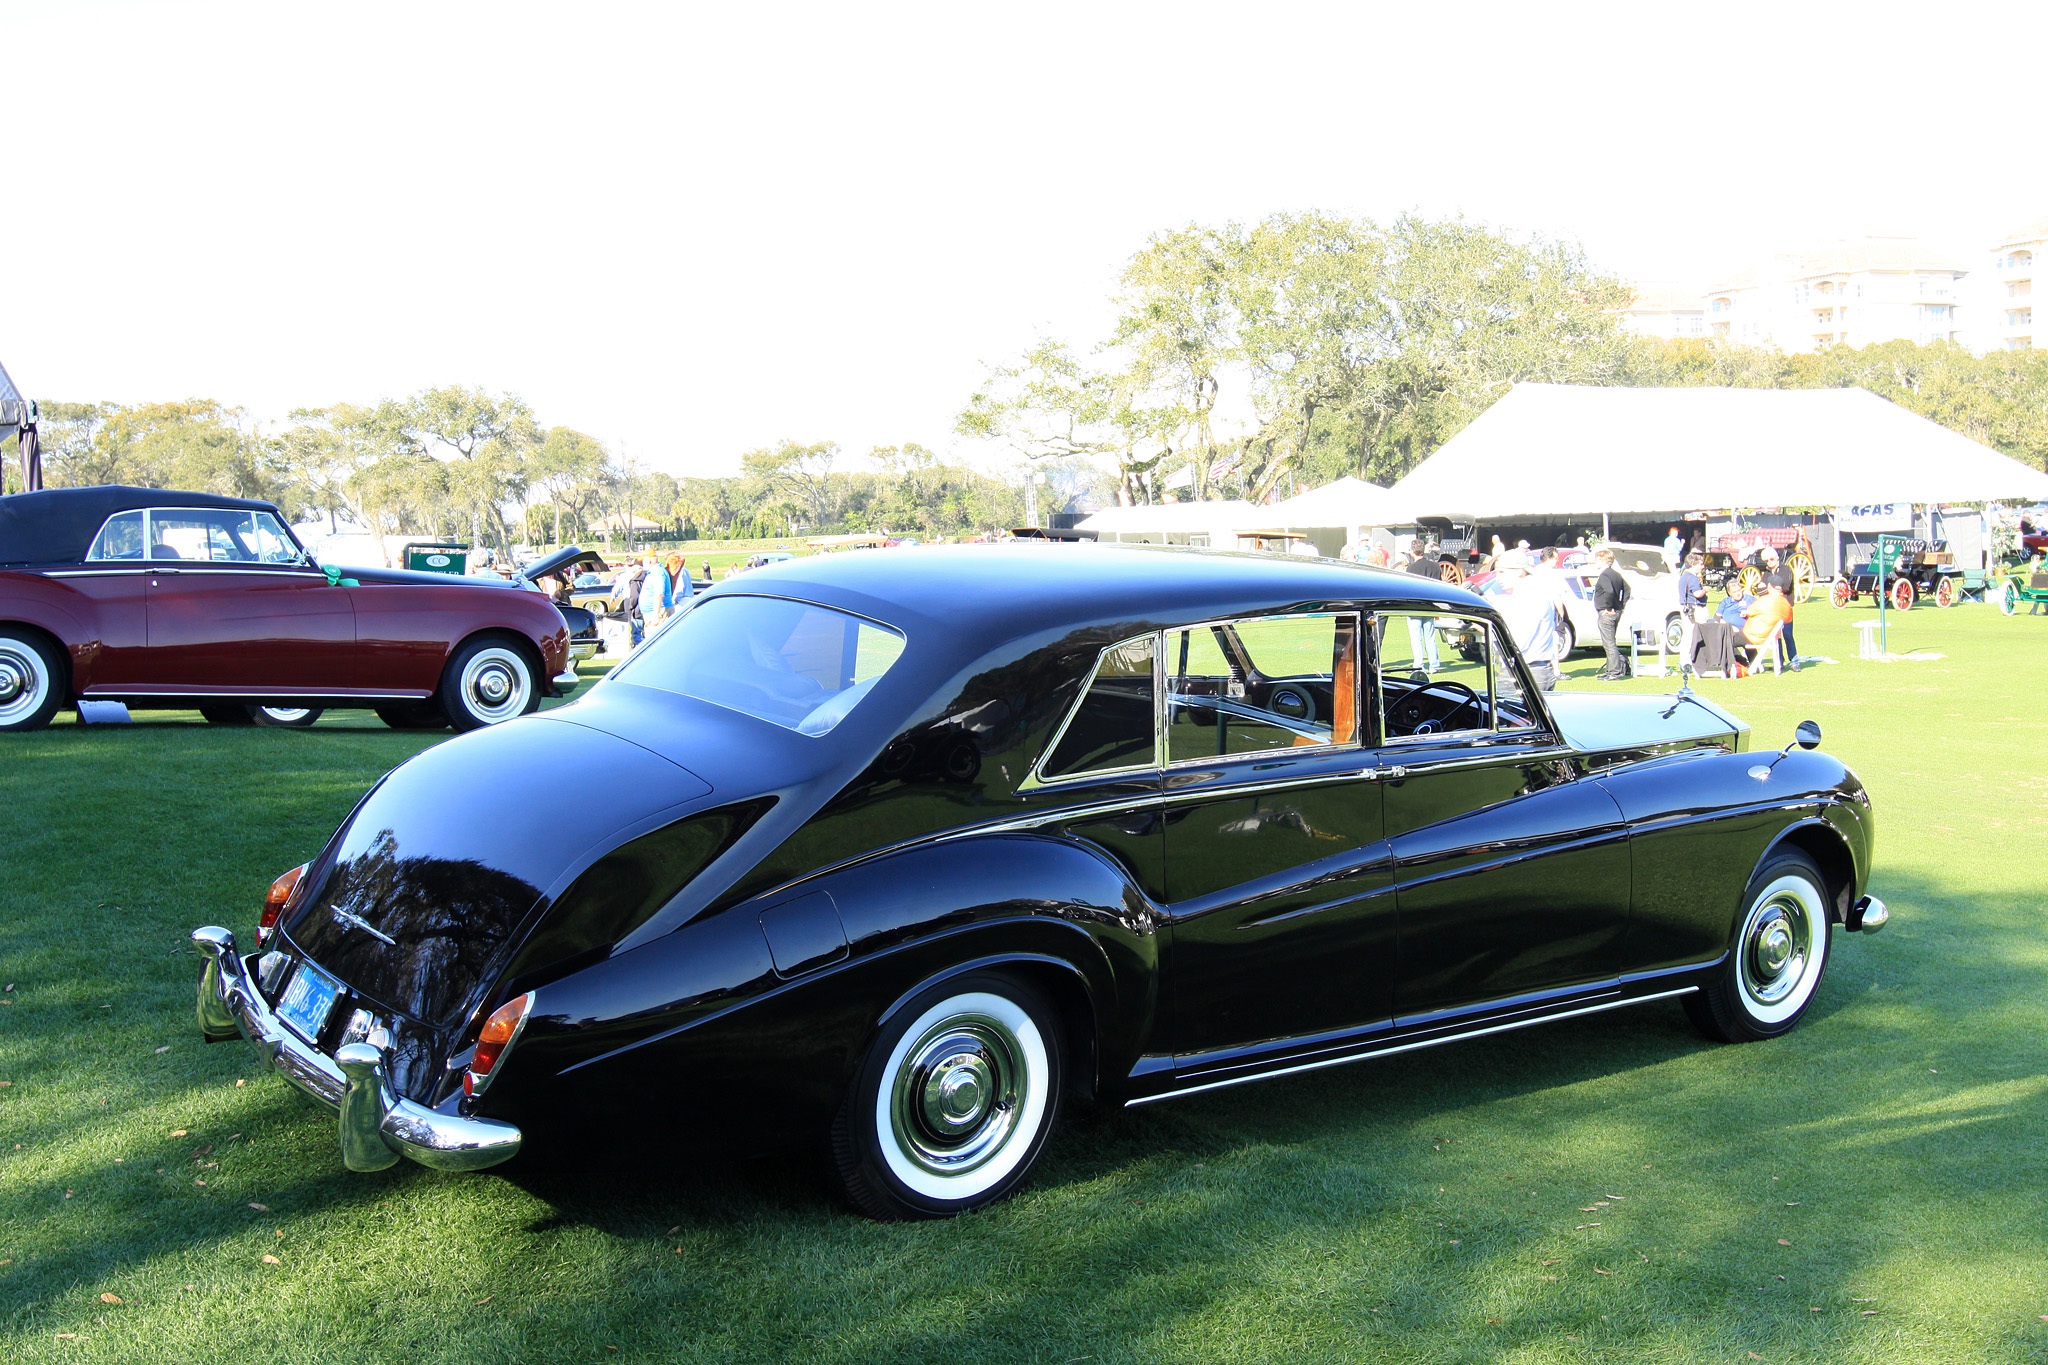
[[464, 993, 533, 1097], [259, 865, 306, 946]]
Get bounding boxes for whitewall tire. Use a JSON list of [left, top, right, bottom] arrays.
[[1686, 851, 1833, 1043]]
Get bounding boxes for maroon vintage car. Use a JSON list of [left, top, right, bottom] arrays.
[[0, 485, 579, 733]]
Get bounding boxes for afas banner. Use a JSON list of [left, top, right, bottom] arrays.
[[1835, 504, 1912, 531]]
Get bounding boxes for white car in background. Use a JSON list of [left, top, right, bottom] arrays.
[[1474, 543, 1686, 658]]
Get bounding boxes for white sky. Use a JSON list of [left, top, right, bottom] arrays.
[[5, 0, 2045, 478]]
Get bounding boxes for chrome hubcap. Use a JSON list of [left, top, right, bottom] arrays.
[[0, 662, 23, 704], [1742, 895, 1811, 1006], [460, 648, 530, 723], [0, 645, 45, 722], [890, 1016, 1023, 1177]]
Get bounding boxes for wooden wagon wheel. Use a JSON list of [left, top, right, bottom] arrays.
[[1737, 566, 1766, 598], [1890, 577, 1916, 612], [1788, 551, 1816, 604], [1830, 578, 1854, 609], [1438, 560, 1466, 587], [1934, 576, 1957, 608]]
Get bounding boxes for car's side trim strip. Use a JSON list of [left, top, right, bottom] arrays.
[[1125, 986, 1697, 1106]]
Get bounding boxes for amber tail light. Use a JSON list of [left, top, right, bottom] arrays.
[[464, 993, 534, 1098], [258, 865, 307, 947]]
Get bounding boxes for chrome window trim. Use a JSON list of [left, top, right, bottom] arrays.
[[1126, 987, 1697, 1106], [1020, 631, 1163, 792], [82, 509, 147, 564], [79, 507, 314, 566], [1162, 610, 1361, 768]]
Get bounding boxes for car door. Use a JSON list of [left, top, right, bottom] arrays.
[[1159, 612, 1398, 1072], [54, 509, 152, 691], [141, 508, 356, 692], [1373, 610, 1632, 1026]]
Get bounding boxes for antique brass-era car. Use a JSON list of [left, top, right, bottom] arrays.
[[0, 485, 589, 731], [193, 545, 1885, 1218]]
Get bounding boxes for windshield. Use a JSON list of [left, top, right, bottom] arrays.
[[616, 595, 905, 736]]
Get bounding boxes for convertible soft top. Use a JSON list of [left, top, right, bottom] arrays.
[[0, 485, 284, 567]]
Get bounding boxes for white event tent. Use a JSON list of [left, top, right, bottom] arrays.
[[1391, 382, 2048, 518], [1074, 499, 1264, 547], [1265, 477, 1416, 556]]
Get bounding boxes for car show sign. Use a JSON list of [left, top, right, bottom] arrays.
[[1835, 504, 1912, 531]]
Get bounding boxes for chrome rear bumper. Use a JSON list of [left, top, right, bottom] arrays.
[[192, 926, 521, 1172]]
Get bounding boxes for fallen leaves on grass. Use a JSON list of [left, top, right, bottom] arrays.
[[1574, 1222, 1601, 1230], [261, 1254, 281, 1265], [235, 1079, 246, 1087], [475, 1295, 493, 1305], [1861, 1310, 1878, 1317], [153, 1046, 170, 1054], [1777, 1239, 1792, 1246], [1593, 1266, 1611, 1275], [169, 1130, 187, 1138], [248, 1203, 268, 1212], [56, 1333, 76, 1340], [99, 1293, 121, 1304]]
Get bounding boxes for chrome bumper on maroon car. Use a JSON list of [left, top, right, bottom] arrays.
[[191, 926, 521, 1172]]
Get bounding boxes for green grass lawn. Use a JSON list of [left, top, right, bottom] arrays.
[[3, 604, 2047, 1363]]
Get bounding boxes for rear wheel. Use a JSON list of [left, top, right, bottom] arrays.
[[1684, 850, 1833, 1043], [0, 630, 63, 733], [1737, 566, 1766, 597], [1890, 578, 1916, 613], [250, 706, 323, 728], [1662, 613, 1686, 655], [375, 700, 450, 730], [1788, 551, 1816, 604], [1830, 578, 1854, 609], [1999, 581, 2019, 616], [829, 973, 1064, 1220], [1934, 577, 1956, 609], [441, 636, 540, 731]]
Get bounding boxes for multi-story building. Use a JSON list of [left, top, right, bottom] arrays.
[[1989, 217, 2042, 350], [1703, 237, 1968, 352], [1616, 282, 1707, 339]]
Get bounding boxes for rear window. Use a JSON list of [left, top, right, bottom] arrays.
[[617, 595, 905, 736]]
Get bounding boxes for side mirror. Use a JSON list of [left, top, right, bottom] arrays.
[[1794, 720, 1822, 750]]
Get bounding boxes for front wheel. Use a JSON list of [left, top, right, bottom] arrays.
[[1934, 577, 1957, 609], [250, 706, 323, 728], [0, 630, 63, 733], [1890, 578, 1916, 613], [1999, 581, 2019, 616], [440, 637, 540, 731], [1830, 578, 1853, 610], [1662, 613, 1686, 656], [1684, 851, 1833, 1043], [829, 973, 1064, 1220]]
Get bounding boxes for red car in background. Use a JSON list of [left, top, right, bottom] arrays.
[[0, 485, 581, 733]]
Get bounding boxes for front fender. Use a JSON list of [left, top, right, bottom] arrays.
[[1594, 746, 1871, 974], [481, 833, 1159, 1159]]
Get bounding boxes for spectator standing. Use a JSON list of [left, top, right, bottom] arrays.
[[1497, 564, 1564, 691], [1662, 526, 1685, 566], [1403, 541, 1442, 672], [1591, 548, 1630, 680], [636, 555, 673, 636], [1762, 547, 1801, 670], [666, 552, 694, 605]]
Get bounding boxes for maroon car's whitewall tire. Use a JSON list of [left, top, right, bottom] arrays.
[[442, 637, 541, 731], [0, 630, 63, 733], [250, 706, 324, 728], [831, 973, 1063, 1220], [1685, 851, 1833, 1044]]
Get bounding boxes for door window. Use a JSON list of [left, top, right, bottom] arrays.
[[1039, 636, 1158, 780], [1165, 613, 1359, 763], [86, 511, 145, 561], [1377, 613, 1537, 739], [145, 509, 300, 563]]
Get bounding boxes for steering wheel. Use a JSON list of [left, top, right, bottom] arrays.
[[1386, 680, 1484, 734]]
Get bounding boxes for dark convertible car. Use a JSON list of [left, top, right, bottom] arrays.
[[193, 545, 1886, 1218], [0, 485, 590, 731]]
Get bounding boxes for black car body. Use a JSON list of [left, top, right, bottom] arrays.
[[194, 545, 1885, 1217]]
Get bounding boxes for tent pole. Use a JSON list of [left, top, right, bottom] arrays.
[[1601, 512, 1610, 542]]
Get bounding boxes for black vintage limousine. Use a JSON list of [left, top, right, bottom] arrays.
[[194, 544, 1885, 1218]]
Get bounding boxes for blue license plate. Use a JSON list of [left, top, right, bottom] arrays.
[[275, 963, 341, 1044]]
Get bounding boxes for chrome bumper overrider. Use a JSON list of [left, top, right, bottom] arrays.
[[191, 926, 521, 1172], [552, 667, 584, 694], [1849, 895, 1889, 933]]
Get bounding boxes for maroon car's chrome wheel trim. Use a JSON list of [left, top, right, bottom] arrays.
[[0, 642, 47, 724], [459, 646, 532, 725]]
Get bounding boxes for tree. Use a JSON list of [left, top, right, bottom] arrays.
[[740, 440, 840, 529], [528, 426, 609, 545], [957, 339, 1172, 506], [399, 387, 539, 553]]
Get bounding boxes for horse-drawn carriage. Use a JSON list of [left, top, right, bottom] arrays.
[[1830, 537, 1964, 611]]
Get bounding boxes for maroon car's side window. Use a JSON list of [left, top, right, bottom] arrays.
[[86, 511, 145, 561]]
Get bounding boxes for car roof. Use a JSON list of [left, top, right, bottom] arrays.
[[717, 543, 1489, 651], [0, 484, 285, 567]]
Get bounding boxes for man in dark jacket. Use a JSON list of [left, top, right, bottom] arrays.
[[1591, 548, 1630, 680]]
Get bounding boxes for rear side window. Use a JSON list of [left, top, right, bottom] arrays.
[[86, 511, 144, 561], [616, 595, 906, 736], [1166, 613, 1359, 762], [1039, 637, 1157, 780]]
